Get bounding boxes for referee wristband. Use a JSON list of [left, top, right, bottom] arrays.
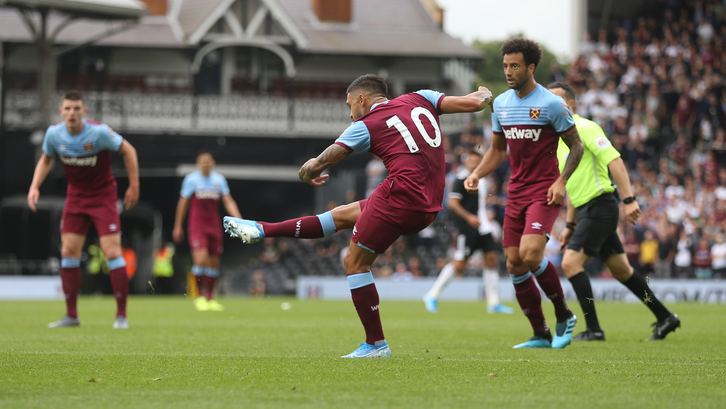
[[565, 222, 577, 230], [622, 196, 636, 204]]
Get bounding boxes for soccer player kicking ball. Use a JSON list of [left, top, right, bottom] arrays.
[[548, 82, 681, 341], [28, 90, 139, 329], [224, 74, 493, 358], [173, 151, 242, 311], [465, 38, 584, 349], [423, 151, 514, 315]]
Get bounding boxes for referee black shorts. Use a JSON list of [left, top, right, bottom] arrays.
[[454, 232, 500, 261], [567, 192, 624, 261]]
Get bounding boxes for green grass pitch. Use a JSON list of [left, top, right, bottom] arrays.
[[1, 296, 724, 408]]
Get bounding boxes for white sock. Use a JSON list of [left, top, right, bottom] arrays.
[[428, 262, 457, 299], [484, 268, 500, 307]]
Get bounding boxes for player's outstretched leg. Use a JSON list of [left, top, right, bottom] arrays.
[[224, 211, 338, 244]]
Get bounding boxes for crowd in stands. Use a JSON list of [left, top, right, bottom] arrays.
[[560, 0, 726, 280], [238, 0, 726, 293]]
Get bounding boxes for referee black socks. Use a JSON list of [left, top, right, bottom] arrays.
[[568, 272, 602, 332], [621, 272, 671, 322]]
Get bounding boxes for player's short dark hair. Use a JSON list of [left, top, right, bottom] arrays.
[[346, 74, 388, 98], [547, 81, 577, 102], [197, 149, 213, 160], [62, 90, 85, 104], [501, 38, 543, 68]]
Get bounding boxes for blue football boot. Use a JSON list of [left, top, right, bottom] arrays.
[[223, 217, 265, 244]]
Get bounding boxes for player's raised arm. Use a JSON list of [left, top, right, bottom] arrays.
[[118, 140, 140, 210], [27, 154, 55, 212], [440, 86, 494, 114], [299, 143, 351, 186]]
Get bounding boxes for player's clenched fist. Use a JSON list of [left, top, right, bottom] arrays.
[[477, 86, 493, 105], [464, 173, 480, 194]]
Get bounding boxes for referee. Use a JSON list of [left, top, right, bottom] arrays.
[[548, 82, 681, 341]]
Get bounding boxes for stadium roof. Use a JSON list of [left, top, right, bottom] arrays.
[[0, 0, 479, 58], [1, 0, 147, 19], [276, 0, 479, 58]]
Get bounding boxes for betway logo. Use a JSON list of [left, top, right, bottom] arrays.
[[371, 305, 379, 311], [59, 155, 97, 167], [503, 127, 542, 142], [295, 219, 302, 237], [194, 191, 221, 200]]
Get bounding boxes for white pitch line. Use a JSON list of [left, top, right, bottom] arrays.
[[2, 350, 725, 367]]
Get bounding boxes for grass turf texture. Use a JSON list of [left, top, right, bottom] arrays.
[[1, 297, 724, 409]]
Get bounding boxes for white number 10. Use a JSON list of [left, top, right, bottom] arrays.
[[386, 107, 442, 153]]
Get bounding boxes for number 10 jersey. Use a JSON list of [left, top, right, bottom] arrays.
[[335, 90, 446, 212]]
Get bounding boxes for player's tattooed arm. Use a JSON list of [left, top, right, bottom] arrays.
[[299, 143, 351, 185], [441, 86, 493, 114], [559, 127, 584, 181]]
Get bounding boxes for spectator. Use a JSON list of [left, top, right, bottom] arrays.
[[248, 270, 266, 296], [711, 233, 726, 279], [693, 237, 713, 279], [640, 229, 659, 275], [674, 230, 693, 278], [657, 220, 678, 278], [391, 262, 413, 281]]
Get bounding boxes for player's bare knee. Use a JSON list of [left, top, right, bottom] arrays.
[[453, 259, 467, 272], [343, 252, 365, 274], [519, 248, 544, 271], [193, 251, 209, 266], [332, 202, 360, 231], [61, 246, 82, 259], [506, 259, 527, 275]]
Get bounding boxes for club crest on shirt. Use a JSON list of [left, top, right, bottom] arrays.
[[84, 142, 93, 152], [529, 108, 541, 120]]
